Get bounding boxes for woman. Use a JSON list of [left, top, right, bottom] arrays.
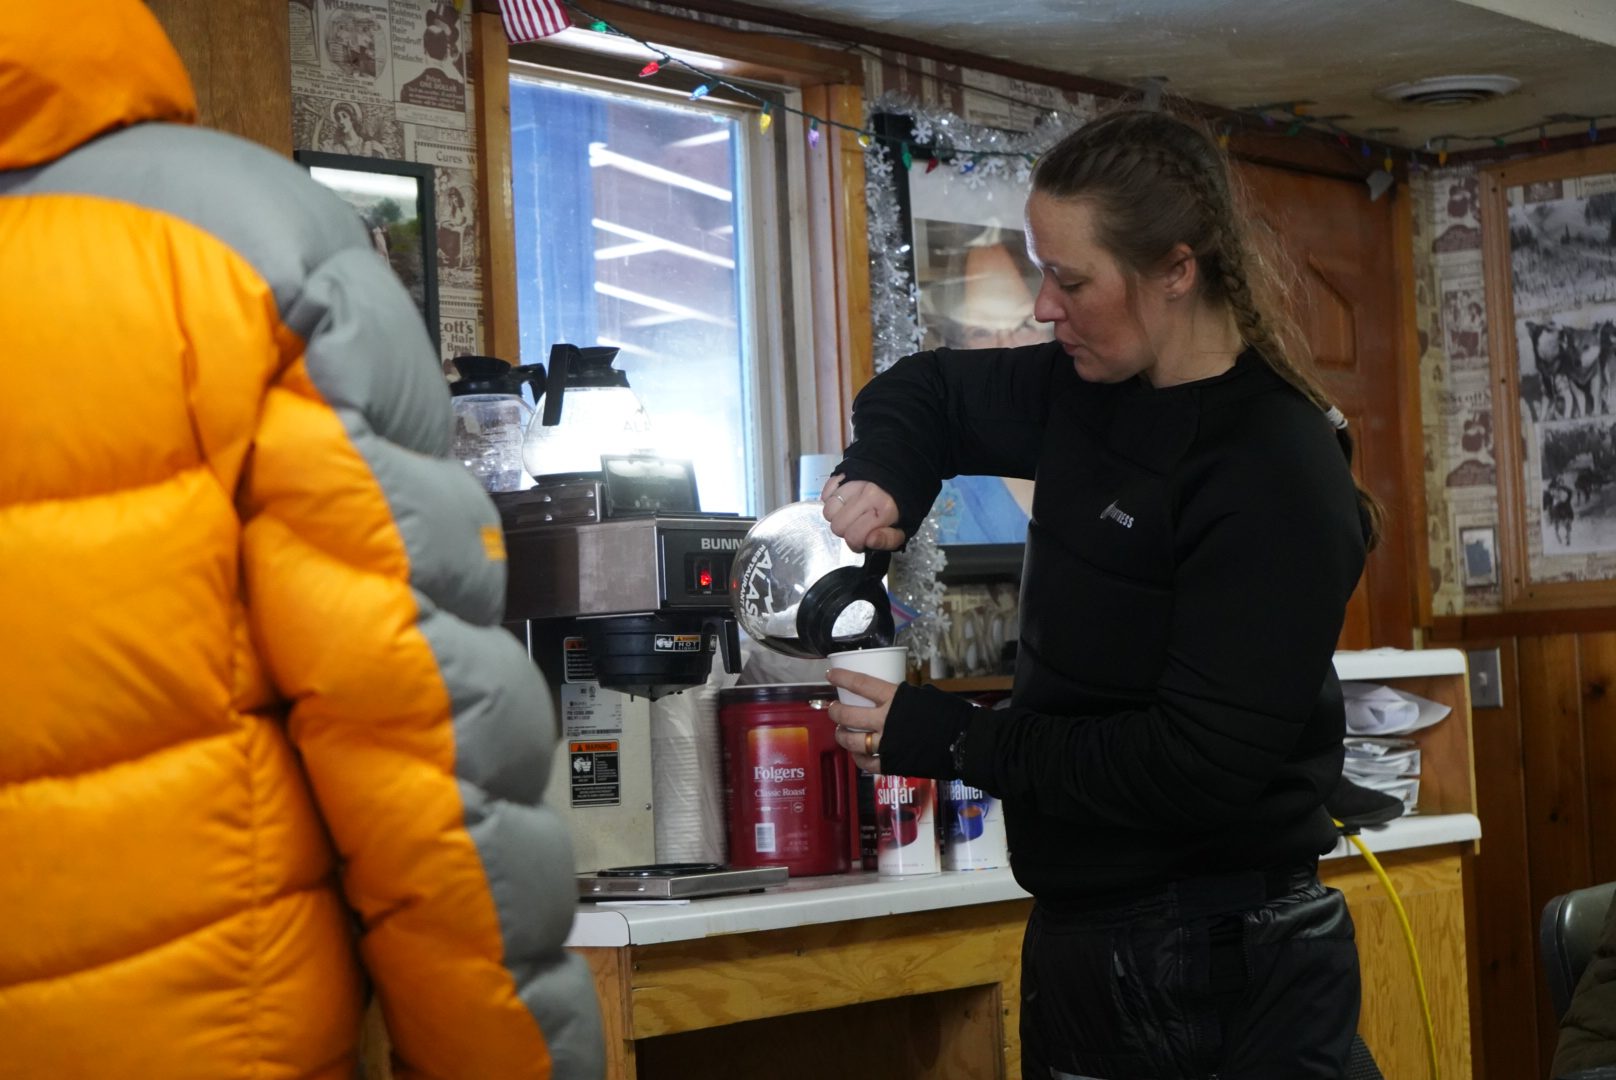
[[822, 109, 1376, 1080]]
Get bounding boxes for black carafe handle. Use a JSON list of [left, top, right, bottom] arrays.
[[542, 343, 574, 426]]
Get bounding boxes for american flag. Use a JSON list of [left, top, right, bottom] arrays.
[[497, 0, 571, 42]]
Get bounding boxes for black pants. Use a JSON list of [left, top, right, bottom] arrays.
[[1020, 866, 1360, 1080]]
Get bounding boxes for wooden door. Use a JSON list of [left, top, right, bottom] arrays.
[[1238, 165, 1415, 650]]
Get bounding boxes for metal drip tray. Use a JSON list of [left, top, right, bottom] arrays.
[[577, 863, 788, 900]]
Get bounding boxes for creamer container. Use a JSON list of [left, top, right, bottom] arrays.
[[940, 779, 1008, 871]]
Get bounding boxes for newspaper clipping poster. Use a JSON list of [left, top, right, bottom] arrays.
[[1506, 171, 1616, 573], [290, 0, 484, 367], [390, 0, 469, 129], [439, 300, 481, 364]]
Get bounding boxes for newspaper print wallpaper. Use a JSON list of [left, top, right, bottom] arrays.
[[1411, 165, 1504, 615], [288, 0, 483, 372]]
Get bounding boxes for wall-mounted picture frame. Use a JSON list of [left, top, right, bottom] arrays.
[[876, 113, 1045, 567], [294, 149, 439, 352], [1481, 143, 1616, 609], [1459, 525, 1498, 587]]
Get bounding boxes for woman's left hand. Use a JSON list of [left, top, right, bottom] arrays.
[[827, 670, 897, 773]]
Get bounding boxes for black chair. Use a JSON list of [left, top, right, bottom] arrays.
[[1541, 880, 1616, 1021]]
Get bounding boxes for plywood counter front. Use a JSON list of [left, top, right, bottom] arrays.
[[572, 814, 1481, 1080]]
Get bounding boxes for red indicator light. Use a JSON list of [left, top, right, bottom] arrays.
[[698, 567, 713, 589]]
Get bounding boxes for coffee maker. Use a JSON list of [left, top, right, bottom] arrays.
[[496, 344, 756, 874], [500, 499, 754, 874]]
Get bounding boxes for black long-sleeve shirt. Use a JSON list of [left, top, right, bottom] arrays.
[[837, 343, 1366, 901]]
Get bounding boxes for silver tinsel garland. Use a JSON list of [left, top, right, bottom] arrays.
[[863, 137, 946, 664], [864, 97, 1089, 665], [872, 91, 1091, 188]]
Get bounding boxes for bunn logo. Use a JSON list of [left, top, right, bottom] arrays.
[[700, 537, 742, 550]]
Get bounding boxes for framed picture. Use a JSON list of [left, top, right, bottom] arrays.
[[877, 113, 1046, 564], [1459, 526, 1498, 587], [1481, 144, 1616, 608], [294, 150, 439, 352]]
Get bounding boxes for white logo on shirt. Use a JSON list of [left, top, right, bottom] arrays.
[[1099, 500, 1135, 529]]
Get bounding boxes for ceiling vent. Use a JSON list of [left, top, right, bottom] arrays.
[[1374, 74, 1521, 108]]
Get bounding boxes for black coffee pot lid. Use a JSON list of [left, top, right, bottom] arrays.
[[548, 343, 629, 389], [795, 549, 894, 657], [450, 354, 546, 398]]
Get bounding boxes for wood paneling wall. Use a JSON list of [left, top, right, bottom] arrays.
[[1456, 630, 1616, 1078], [145, 0, 292, 154]]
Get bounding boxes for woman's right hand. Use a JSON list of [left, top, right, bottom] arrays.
[[821, 475, 907, 553]]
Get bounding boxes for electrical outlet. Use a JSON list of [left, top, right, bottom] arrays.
[[1467, 648, 1503, 709]]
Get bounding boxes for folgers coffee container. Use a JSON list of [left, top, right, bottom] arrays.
[[874, 774, 940, 876], [720, 684, 851, 877], [940, 780, 1008, 871], [855, 766, 878, 870]]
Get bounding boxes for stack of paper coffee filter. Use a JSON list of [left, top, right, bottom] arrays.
[[650, 653, 740, 864]]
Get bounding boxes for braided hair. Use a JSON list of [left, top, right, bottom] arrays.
[[1031, 108, 1384, 550]]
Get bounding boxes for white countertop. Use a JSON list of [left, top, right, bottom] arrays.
[[1333, 647, 1467, 681], [1321, 811, 1480, 859], [565, 812, 1480, 948]]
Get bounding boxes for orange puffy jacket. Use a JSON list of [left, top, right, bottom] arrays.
[[0, 6, 602, 1078]]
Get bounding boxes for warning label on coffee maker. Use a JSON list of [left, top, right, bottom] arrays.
[[561, 682, 623, 807], [561, 636, 596, 683], [569, 740, 621, 806]]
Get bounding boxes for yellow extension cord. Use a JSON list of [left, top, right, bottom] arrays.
[[1333, 818, 1441, 1080]]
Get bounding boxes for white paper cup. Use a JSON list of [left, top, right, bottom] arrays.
[[827, 646, 908, 707]]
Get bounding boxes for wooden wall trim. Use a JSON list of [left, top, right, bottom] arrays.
[[514, 0, 865, 86], [474, 12, 520, 361], [800, 83, 872, 444], [1449, 131, 1616, 169], [1430, 607, 1616, 640]]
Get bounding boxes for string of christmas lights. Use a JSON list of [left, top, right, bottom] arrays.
[[560, 3, 1615, 171], [566, 2, 1050, 168]]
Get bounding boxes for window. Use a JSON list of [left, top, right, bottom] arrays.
[[507, 62, 804, 516]]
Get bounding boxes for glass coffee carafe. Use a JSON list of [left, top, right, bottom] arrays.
[[730, 499, 893, 659], [449, 355, 546, 492], [522, 344, 656, 481]]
